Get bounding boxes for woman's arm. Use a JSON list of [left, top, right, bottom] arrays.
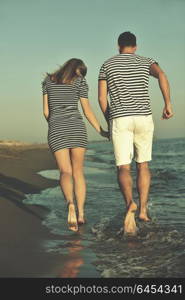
[[80, 98, 108, 138], [43, 94, 49, 121]]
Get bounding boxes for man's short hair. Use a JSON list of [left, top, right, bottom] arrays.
[[118, 31, 136, 48]]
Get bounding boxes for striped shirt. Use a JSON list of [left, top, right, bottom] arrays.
[[98, 53, 158, 120]]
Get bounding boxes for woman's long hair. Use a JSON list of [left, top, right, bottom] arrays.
[[47, 58, 87, 84]]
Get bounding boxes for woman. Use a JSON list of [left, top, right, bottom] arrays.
[[42, 58, 108, 232]]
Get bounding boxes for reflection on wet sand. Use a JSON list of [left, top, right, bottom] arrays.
[[59, 227, 85, 278]]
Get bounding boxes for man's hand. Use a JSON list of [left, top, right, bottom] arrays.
[[150, 64, 173, 121], [162, 105, 173, 120]]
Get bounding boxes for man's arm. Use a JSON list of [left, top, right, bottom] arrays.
[[98, 80, 110, 124], [150, 63, 173, 119]]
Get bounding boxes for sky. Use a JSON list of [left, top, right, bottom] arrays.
[[0, 0, 185, 143]]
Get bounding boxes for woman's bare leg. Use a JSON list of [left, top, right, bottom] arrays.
[[71, 147, 86, 224], [54, 149, 78, 231]]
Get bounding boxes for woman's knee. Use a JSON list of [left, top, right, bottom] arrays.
[[59, 169, 73, 177]]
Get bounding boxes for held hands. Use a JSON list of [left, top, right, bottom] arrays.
[[99, 126, 110, 140], [161, 104, 173, 120]]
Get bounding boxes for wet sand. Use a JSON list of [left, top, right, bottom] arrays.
[[0, 141, 72, 277]]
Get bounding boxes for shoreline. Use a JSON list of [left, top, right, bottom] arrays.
[[1, 139, 185, 278], [0, 142, 72, 277]]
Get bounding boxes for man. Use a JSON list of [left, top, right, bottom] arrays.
[[98, 31, 173, 235]]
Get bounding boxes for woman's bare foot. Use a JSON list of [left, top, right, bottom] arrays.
[[78, 214, 86, 225], [124, 202, 138, 235], [78, 219, 86, 226], [67, 203, 78, 232]]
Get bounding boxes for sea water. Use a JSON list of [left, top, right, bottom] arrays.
[[23, 138, 185, 277]]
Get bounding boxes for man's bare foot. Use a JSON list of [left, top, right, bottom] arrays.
[[124, 202, 138, 235], [67, 203, 78, 232], [139, 206, 151, 222], [139, 212, 151, 222]]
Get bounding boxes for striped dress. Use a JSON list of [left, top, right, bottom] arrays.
[[98, 53, 158, 120], [42, 75, 89, 153]]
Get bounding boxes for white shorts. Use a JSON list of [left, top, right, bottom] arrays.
[[110, 115, 154, 166]]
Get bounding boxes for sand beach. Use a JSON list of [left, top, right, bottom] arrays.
[[0, 141, 67, 277]]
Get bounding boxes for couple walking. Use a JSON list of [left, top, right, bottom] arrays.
[[42, 31, 173, 234]]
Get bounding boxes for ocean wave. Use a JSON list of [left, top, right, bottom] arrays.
[[153, 152, 185, 157], [86, 149, 96, 156], [91, 213, 185, 278], [151, 169, 178, 180]]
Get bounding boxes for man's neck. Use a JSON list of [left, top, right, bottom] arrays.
[[119, 47, 136, 54], [120, 51, 135, 54]]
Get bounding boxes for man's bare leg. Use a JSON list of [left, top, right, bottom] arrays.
[[136, 162, 151, 221], [117, 164, 138, 234]]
